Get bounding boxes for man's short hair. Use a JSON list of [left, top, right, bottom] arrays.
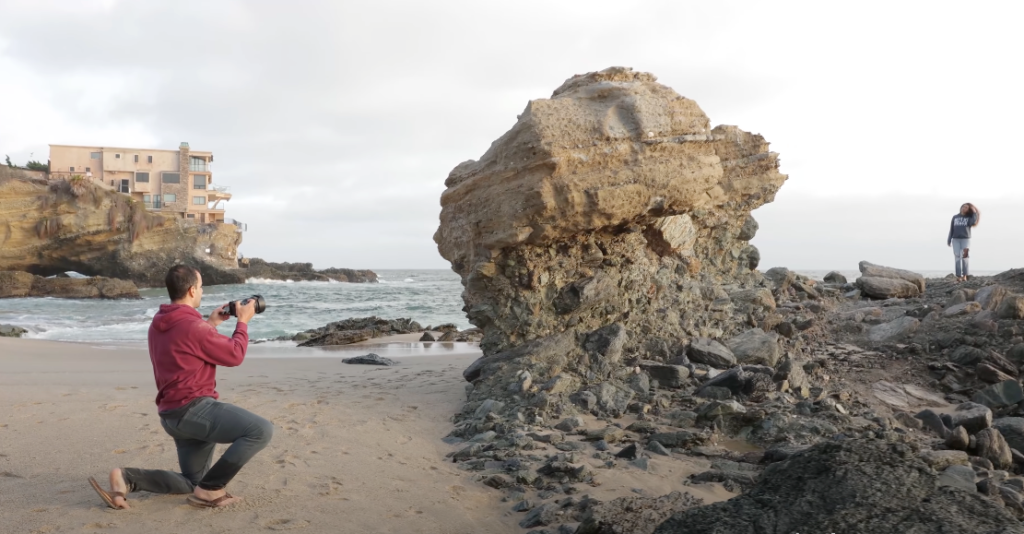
[[165, 265, 199, 301]]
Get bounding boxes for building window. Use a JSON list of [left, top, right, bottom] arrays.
[[115, 154, 121, 159], [136, 172, 150, 183], [193, 196, 206, 205], [186, 214, 196, 219], [189, 157, 207, 172], [134, 154, 139, 163], [69, 167, 74, 172], [90, 152, 100, 159], [193, 175, 207, 189], [163, 194, 176, 203], [147, 155, 153, 163], [162, 172, 180, 183], [143, 195, 151, 203], [85, 167, 91, 173]]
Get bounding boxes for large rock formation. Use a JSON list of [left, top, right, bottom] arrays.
[[241, 258, 378, 283], [434, 67, 787, 413], [0, 271, 139, 299], [0, 170, 243, 287]]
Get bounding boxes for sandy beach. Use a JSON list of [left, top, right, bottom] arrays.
[[0, 337, 732, 534]]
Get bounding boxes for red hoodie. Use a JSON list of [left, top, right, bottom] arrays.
[[148, 304, 249, 412]]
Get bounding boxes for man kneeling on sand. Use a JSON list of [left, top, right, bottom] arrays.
[[89, 265, 273, 509]]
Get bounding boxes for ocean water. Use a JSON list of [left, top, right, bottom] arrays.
[[0, 269, 469, 343], [0, 267, 1007, 344]]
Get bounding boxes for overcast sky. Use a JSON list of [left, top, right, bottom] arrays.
[[1, 1, 1021, 273]]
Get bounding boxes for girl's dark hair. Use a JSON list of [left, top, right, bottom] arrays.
[[165, 265, 199, 301], [963, 202, 981, 226]]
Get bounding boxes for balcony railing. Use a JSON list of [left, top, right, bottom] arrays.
[[145, 200, 163, 210], [210, 185, 230, 192]]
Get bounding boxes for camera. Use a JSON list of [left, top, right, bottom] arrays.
[[220, 294, 267, 317]]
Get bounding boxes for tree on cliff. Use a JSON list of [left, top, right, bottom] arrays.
[[4, 155, 12, 168]]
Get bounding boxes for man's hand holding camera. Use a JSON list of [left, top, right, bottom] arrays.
[[206, 300, 256, 327]]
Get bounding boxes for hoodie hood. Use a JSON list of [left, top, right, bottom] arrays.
[[152, 304, 202, 332]]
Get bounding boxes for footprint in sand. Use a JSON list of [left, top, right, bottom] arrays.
[[84, 522, 118, 530], [265, 519, 310, 530]]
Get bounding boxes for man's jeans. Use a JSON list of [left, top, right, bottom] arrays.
[[121, 397, 273, 493]]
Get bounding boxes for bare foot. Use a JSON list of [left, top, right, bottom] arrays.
[[108, 469, 130, 510], [193, 487, 242, 507]]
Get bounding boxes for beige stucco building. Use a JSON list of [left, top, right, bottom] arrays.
[[48, 142, 232, 224]]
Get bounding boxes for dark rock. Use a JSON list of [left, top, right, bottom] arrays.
[[646, 441, 671, 456], [419, 332, 436, 342], [697, 367, 747, 396], [914, 409, 950, 437], [341, 353, 396, 366], [648, 431, 703, 449], [0, 272, 141, 299], [512, 499, 535, 512], [993, 418, 1024, 453], [937, 464, 977, 492], [686, 338, 737, 368], [975, 428, 1013, 470], [774, 321, 796, 338], [823, 271, 847, 284], [945, 425, 970, 451], [974, 380, 1024, 409], [585, 427, 625, 443], [590, 382, 635, 415], [616, 443, 641, 460], [858, 277, 920, 299], [576, 491, 704, 534], [726, 328, 782, 366], [483, 474, 512, 489], [948, 402, 993, 434], [998, 295, 1024, 320], [651, 439, 1024, 534], [638, 361, 690, 388], [520, 503, 562, 529], [978, 363, 1015, 384], [695, 386, 732, 400], [867, 316, 920, 342], [555, 417, 584, 432]]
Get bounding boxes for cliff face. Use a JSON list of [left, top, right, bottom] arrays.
[[435, 67, 787, 406], [0, 171, 243, 287]]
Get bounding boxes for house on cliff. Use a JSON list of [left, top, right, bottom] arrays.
[[48, 142, 236, 225]]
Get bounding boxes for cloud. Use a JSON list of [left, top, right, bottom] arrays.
[[1, 1, 1023, 270]]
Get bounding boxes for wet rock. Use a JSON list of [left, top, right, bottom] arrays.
[[686, 338, 737, 368], [654, 439, 1024, 534], [725, 329, 782, 367], [341, 353, 397, 366], [0, 324, 27, 338], [419, 332, 436, 342], [975, 428, 1013, 470], [867, 316, 920, 342]]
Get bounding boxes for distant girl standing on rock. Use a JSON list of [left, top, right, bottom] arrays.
[[948, 202, 980, 282]]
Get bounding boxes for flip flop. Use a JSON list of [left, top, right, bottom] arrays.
[[187, 493, 236, 508], [88, 477, 127, 509]]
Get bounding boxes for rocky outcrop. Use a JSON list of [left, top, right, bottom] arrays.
[[435, 67, 786, 413], [295, 316, 424, 347], [0, 171, 243, 287], [241, 257, 378, 283], [0, 270, 139, 299], [653, 439, 1024, 534]]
